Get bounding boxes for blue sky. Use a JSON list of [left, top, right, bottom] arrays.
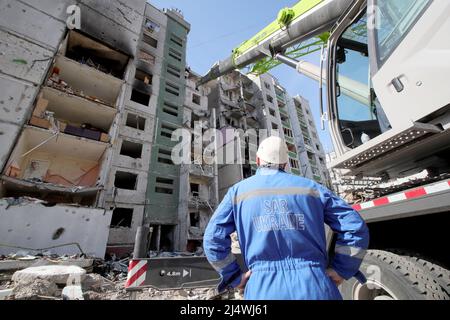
[[150, 0, 333, 153]]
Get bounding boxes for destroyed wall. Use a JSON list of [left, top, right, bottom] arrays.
[[0, 199, 112, 258], [179, 69, 218, 251], [0, 0, 147, 258]]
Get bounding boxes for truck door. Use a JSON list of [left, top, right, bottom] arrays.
[[368, 0, 450, 129], [327, 2, 388, 156]]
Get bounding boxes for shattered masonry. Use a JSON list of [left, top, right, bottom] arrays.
[[0, 0, 330, 259]]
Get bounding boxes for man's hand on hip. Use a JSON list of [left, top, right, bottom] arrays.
[[326, 268, 344, 286], [237, 271, 252, 293]]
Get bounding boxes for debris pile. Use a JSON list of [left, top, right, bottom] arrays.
[[0, 250, 240, 300], [47, 67, 110, 106]]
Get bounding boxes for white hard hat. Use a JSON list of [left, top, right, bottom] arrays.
[[256, 136, 289, 165]]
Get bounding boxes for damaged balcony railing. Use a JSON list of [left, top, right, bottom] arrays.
[[189, 163, 214, 178], [188, 193, 214, 212]]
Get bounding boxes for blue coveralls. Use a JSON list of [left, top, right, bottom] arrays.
[[204, 168, 369, 300]]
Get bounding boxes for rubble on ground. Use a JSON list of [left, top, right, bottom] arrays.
[[0, 250, 240, 300]]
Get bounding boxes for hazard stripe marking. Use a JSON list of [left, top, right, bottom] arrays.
[[352, 179, 450, 212], [125, 260, 148, 288]]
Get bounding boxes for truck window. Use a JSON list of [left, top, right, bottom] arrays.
[[335, 13, 387, 149], [375, 0, 431, 66]]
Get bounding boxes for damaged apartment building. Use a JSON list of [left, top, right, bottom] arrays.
[[206, 70, 328, 200], [0, 0, 207, 257]]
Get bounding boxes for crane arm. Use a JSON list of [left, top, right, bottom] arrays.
[[198, 0, 355, 86]]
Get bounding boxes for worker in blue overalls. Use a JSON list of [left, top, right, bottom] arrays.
[[204, 136, 369, 300]]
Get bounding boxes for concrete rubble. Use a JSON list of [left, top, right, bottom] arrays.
[[0, 251, 242, 300]]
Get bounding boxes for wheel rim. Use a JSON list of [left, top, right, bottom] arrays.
[[352, 279, 398, 300]]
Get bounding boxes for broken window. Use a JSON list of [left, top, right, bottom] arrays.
[[65, 31, 129, 79], [163, 101, 179, 117], [137, 50, 155, 66], [120, 140, 143, 159], [114, 171, 138, 190], [160, 123, 176, 139], [168, 48, 182, 62], [272, 123, 278, 130], [190, 183, 199, 197], [135, 69, 152, 85], [167, 64, 181, 78], [192, 94, 201, 105], [170, 33, 183, 47], [267, 95, 274, 103], [158, 148, 174, 165], [144, 19, 160, 33], [131, 88, 150, 106], [142, 33, 158, 48], [165, 82, 180, 96], [264, 82, 271, 90], [155, 177, 174, 194], [269, 108, 276, 117], [110, 208, 133, 228], [284, 128, 293, 138], [190, 212, 200, 227], [126, 113, 146, 131]]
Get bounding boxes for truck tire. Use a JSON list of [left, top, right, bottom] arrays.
[[340, 250, 448, 300], [386, 249, 450, 297]]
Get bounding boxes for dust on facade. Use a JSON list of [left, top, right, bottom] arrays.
[[0, 1, 330, 259]]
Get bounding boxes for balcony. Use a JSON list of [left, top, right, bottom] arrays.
[[189, 163, 214, 178], [282, 120, 291, 128], [2, 126, 107, 204], [62, 31, 129, 80], [188, 196, 213, 210], [30, 87, 115, 143], [285, 136, 295, 144], [291, 168, 301, 176], [279, 107, 288, 117], [288, 151, 297, 159], [49, 55, 124, 107]]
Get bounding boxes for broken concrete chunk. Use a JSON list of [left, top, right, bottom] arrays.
[[62, 285, 84, 300], [12, 265, 86, 285], [82, 273, 115, 292], [12, 279, 58, 300]]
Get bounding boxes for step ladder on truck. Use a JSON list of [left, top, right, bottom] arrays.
[[126, 0, 450, 300]]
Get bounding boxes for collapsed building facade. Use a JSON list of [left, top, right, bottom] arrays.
[[0, 1, 331, 258]]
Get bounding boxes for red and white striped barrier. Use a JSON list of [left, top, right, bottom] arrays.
[[125, 259, 148, 289], [352, 179, 450, 211]]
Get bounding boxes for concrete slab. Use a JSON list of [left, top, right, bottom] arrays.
[[0, 74, 39, 126], [0, 30, 54, 85], [0, 0, 66, 50], [0, 258, 94, 272], [0, 200, 112, 258], [12, 265, 86, 285], [0, 122, 20, 171], [77, 3, 141, 57]]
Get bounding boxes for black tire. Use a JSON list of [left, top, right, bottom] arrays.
[[340, 250, 448, 300], [386, 249, 450, 298]]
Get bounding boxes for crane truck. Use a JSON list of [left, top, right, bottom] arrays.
[[196, 0, 450, 300]]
